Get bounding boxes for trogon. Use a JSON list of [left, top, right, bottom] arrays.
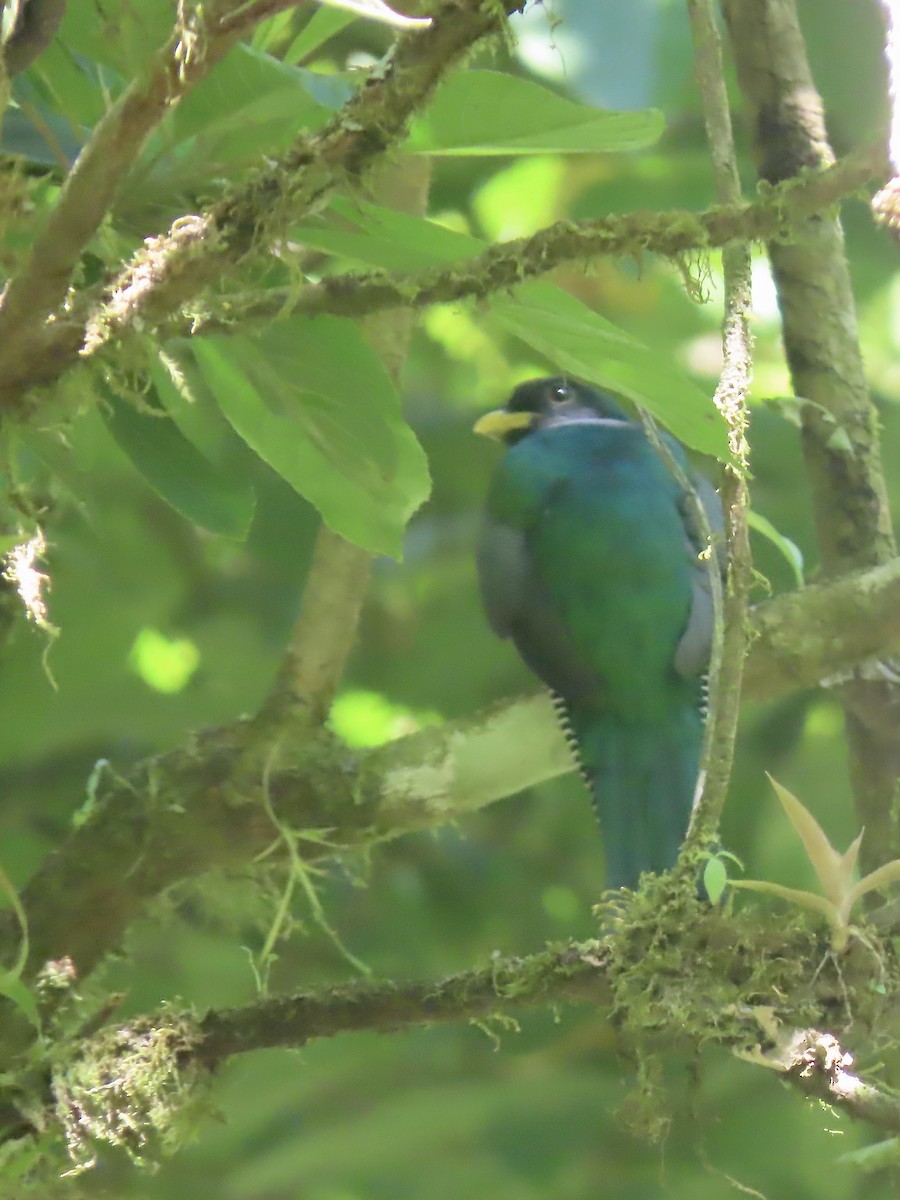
[[474, 376, 720, 890]]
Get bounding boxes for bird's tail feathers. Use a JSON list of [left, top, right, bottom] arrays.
[[552, 694, 702, 891]]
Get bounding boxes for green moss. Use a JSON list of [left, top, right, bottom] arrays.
[[52, 1007, 211, 1174], [592, 870, 900, 1137]]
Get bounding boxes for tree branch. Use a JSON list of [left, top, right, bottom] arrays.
[[0, 140, 882, 409], [190, 934, 900, 1148], [773, 1029, 900, 1134], [0, 556, 896, 1041], [195, 943, 611, 1062], [13, 915, 900, 1162], [54, 916, 900, 1151], [0, 0, 520, 410], [165, 144, 883, 334], [0, 0, 308, 385], [2, 0, 67, 77], [682, 0, 753, 860], [723, 0, 900, 874], [79, 0, 521, 361]]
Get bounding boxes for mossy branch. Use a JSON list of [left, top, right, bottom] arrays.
[[723, 0, 900, 876], [0, 556, 897, 1049], [191, 916, 900, 1144], [0, 0, 520, 410], [0, 141, 882, 409], [681, 0, 752, 860], [0, 0, 311, 388], [162, 144, 882, 334], [30, 907, 900, 1169]]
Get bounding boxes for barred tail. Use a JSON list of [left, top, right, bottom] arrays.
[[551, 691, 703, 890]]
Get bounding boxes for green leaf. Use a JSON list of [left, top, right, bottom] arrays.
[[747, 510, 804, 586], [18, 44, 110, 128], [284, 10, 356, 62], [0, 103, 84, 168], [0, 863, 38, 1029], [702, 856, 728, 905], [251, 8, 297, 52], [59, 0, 172, 76], [407, 71, 664, 156], [171, 44, 329, 147], [150, 351, 249, 472], [101, 388, 256, 539], [0, 973, 39, 1030], [294, 198, 485, 272], [193, 318, 430, 557], [489, 282, 727, 457]]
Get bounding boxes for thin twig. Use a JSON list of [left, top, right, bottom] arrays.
[[682, 0, 753, 857]]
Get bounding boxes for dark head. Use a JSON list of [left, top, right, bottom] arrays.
[[473, 377, 631, 446]]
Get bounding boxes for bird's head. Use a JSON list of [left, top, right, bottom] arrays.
[[473, 377, 630, 445]]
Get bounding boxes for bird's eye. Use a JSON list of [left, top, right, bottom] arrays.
[[549, 384, 569, 405]]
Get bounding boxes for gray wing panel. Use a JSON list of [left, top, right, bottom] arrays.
[[476, 518, 531, 638], [674, 471, 724, 680]]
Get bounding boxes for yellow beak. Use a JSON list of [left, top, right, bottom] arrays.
[[472, 409, 535, 440]]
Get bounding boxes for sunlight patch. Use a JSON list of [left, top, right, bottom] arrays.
[[130, 628, 199, 694]]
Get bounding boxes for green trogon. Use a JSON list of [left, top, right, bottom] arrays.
[[474, 377, 720, 890]]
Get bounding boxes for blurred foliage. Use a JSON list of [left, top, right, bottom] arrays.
[[0, 0, 897, 1196]]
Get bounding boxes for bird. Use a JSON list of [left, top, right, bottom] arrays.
[[474, 376, 720, 890]]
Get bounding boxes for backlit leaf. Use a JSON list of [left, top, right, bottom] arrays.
[[407, 71, 663, 156], [193, 318, 430, 557], [101, 388, 256, 539]]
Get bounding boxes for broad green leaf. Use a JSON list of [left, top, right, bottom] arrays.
[[0, 104, 84, 167], [284, 10, 356, 62], [294, 198, 485, 272], [171, 44, 328, 147], [490, 282, 726, 457], [122, 49, 346, 222], [59, 0, 172, 76], [251, 8, 297, 52], [314, 0, 430, 30], [20, 44, 111, 129], [747, 510, 804, 586], [193, 318, 430, 557], [407, 71, 664, 156], [150, 351, 249, 473], [101, 388, 256, 539]]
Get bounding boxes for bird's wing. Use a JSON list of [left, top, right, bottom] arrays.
[[475, 517, 530, 639], [477, 496, 599, 700], [673, 472, 723, 680]]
